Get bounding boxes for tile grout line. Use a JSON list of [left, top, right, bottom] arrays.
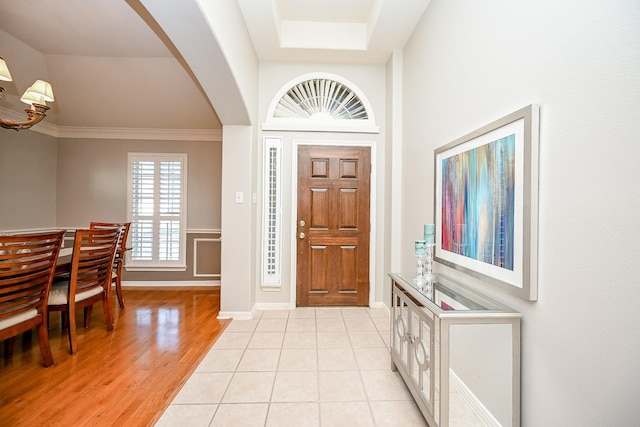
[[213, 312, 256, 422], [264, 310, 288, 427], [360, 308, 382, 426]]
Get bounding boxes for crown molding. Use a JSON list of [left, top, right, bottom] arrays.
[[0, 107, 221, 141], [56, 126, 222, 141]]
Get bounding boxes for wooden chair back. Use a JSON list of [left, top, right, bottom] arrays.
[[0, 230, 65, 366], [88, 222, 131, 309], [69, 227, 121, 302], [48, 227, 121, 354], [89, 222, 130, 260]]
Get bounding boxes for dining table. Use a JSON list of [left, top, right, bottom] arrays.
[[54, 247, 73, 275], [54, 246, 128, 274]]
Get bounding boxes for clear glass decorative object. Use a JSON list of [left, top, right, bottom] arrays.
[[424, 243, 435, 281], [414, 240, 427, 286]]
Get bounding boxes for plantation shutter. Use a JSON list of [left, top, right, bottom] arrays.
[[262, 137, 282, 288], [128, 153, 187, 270]]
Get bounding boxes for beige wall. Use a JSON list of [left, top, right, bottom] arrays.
[[56, 137, 222, 283], [0, 130, 58, 230], [60, 229, 221, 283], [56, 138, 221, 230], [1, 134, 222, 282], [402, 0, 640, 425], [123, 232, 220, 283]]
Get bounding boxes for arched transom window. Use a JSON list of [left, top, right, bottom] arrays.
[[275, 78, 368, 120], [264, 73, 379, 133]]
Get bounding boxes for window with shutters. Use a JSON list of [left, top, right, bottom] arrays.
[[261, 137, 282, 288], [126, 153, 187, 270]]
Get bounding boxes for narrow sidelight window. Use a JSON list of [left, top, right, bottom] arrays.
[[262, 137, 282, 287]]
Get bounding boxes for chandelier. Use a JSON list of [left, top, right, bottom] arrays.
[[0, 56, 55, 131]]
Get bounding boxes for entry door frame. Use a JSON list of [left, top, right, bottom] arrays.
[[289, 138, 377, 308]]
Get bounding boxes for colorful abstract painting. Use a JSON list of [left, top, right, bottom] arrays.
[[434, 105, 539, 300], [440, 134, 516, 271]]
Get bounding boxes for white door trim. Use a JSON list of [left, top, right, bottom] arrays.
[[290, 139, 377, 307]]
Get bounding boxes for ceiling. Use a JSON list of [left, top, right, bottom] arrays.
[[0, 0, 429, 131]]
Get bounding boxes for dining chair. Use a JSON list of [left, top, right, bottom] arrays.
[[48, 227, 121, 354], [0, 230, 65, 367], [89, 222, 131, 309]]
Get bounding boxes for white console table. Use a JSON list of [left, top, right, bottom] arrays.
[[389, 273, 522, 427]]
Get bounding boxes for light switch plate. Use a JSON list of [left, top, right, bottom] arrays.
[[235, 191, 244, 203]]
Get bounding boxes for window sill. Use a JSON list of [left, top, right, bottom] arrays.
[[125, 265, 187, 272]]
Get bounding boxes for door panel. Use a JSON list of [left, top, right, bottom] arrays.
[[297, 145, 370, 306], [310, 188, 329, 228]]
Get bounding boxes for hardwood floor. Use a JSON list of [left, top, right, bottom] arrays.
[[0, 288, 229, 426]]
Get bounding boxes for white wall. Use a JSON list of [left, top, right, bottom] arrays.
[[401, 0, 640, 425], [140, 0, 258, 125], [196, 0, 259, 125], [386, 51, 404, 298], [219, 125, 255, 316], [143, 0, 261, 315], [256, 62, 388, 307]]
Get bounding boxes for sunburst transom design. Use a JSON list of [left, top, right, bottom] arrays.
[[275, 78, 368, 120]]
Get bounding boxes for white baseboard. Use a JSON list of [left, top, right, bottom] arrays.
[[370, 301, 390, 313], [254, 302, 295, 311], [217, 310, 255, 320], [450, 369, 501, 427], [122, 280, 220, 287], [219, 302, 389, 320]]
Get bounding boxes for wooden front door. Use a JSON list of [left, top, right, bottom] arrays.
[[296, 145, 371, 306]]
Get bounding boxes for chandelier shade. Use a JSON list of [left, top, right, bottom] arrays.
[[28, 79, 54, 102], [0, 57, 12, 82], [21, 88, 47, 106], [0, 57, 55, 131]]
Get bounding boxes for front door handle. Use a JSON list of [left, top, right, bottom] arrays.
[[299, 232, 306, 240]]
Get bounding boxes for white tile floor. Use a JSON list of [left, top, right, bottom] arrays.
[[155, 307, 483, 427]]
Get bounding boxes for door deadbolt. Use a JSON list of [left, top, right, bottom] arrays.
[[299, 220, 306, 227]]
